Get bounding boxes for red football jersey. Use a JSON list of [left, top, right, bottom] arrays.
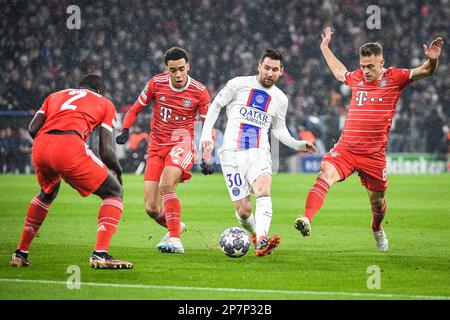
[[37, 88, 117, 141], [122, 73, 211, 146], [338, 67, 413, 154]]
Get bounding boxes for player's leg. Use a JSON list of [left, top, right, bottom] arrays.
[[367, 189, 389, 252], [143, 153, 167, 226], [251, 173, 280, 256], [144, 180, 165, 226], [220, 150, 256, 243], [157, 165, 184, 253], [294, 146, 354, 236], [358, 156, 389, 252], [11, 182, 61, 267], [233, 196, 256, 244], [252, 173, 273, 241], [11, 135, 61, 267], [90, 171, 132, 268]]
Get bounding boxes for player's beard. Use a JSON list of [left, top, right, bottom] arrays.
[[260, 77, 275, 88]]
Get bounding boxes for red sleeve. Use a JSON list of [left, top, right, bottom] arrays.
[[197, 88, 211, 123], [101, 100, 117, 132], [393, 68, 414, 89], [344, 69, 363, 86], [37, 96, 50, 115], [122, 78, 154, 129]]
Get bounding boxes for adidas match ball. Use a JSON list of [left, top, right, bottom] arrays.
[[219, 227, 250, 258]]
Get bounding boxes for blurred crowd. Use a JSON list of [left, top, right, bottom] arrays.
[[1, 0, 449, 173]]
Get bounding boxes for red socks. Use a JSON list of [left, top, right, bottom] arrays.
[[162, 192, 181, 238], [304, 178, 330, 222], [371, 200, 387, 232], [17, 196, 50, 252], [94, 197, 123, 252]]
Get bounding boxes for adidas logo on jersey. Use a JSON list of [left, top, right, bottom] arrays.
[[160, 96, 166, 101], [358, 81, 364, 86]]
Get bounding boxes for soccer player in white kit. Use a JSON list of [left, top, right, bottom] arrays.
[[200, 49, 316, 256]]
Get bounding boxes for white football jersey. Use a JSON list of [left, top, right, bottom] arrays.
[[207, 76, 289, 153]]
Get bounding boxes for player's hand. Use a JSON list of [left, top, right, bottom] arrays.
[[305, 141, 317, 153], [201, 140, 214, 152], [115, 128, 129, 145], [200, 158, 214, 175], [321, 27, 334, 48], [423, 37, 444, 61]]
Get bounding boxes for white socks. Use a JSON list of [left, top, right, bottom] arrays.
[[255, 196, 273, 240], [235, 211, 256, 235]]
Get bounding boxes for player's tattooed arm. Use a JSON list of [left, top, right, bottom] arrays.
[[320, 27, 348, 83], [99, 126, 123, 184], [411, 37, 444, 81], [28, 112, 46, 139]]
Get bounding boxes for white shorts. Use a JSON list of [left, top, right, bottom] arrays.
[[219, 148, 272, 202]]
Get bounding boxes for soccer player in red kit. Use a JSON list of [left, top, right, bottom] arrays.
[[294, 27, 443, 251], [116, 47, 213, 254], [10, 75, 133, 269]]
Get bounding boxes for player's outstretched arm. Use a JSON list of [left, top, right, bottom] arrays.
[[411, 37, 444, 81], [200, 99, 223, 152], [99, 126, 123, 185], [320, 27, 348, 83], [272, 109, 317, 153]]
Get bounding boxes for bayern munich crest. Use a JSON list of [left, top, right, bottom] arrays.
[[183, 98, 191, 107], [330, 151, 340, 158], [380, 79, 387, 87]]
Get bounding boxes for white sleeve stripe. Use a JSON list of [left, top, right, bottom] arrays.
[[101, 123, 113, 132], [138, 96, 147, 106], [36, 110, 45, 114], [409, 69, 414, 79]]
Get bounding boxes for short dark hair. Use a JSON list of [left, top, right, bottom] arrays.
[[359, 42, 383, 57], [164, 47, 189, 65], [259, 49, 284, 67], [79, 74, 105, 95]]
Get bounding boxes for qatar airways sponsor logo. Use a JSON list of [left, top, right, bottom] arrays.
[[239, 107, 269, 127]]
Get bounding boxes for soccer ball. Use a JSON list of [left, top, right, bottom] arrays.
[[219, 227, 250, 258]]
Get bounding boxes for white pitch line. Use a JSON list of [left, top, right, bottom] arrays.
[[0, 278, 449, 300]]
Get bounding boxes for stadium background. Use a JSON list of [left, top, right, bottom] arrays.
[[0, 0, 448, 175], [1, 0, 450, 303]]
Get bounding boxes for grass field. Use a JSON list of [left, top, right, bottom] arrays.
[[0, 173, 449, 300]]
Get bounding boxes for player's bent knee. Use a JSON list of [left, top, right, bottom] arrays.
[[38, 182, 61, 204], [145, 203, 160, 218], [319, 162, 340, 185], [370, 196, 385, 209], [234, 199, 252, 218], [94, 174, 123, 199], [159, 183, 176, 195]]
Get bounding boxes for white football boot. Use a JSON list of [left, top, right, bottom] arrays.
[[156, 222, 186, 248], [157, 237, 185, 254], [373, 229, 389, 252]]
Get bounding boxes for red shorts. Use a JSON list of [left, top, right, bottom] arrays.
[[322, 144, 388, 192], [144, 143, 195, 182], [32, 133, 108, 197]]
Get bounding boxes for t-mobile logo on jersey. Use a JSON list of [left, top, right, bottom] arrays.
[[160, 107, 172, 122], [355, 91, 369, 106]]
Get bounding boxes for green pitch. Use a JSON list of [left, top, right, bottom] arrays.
[[0, 173, 449, 300]]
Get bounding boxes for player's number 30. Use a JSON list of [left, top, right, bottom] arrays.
[[226, 173, 242, 187]]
